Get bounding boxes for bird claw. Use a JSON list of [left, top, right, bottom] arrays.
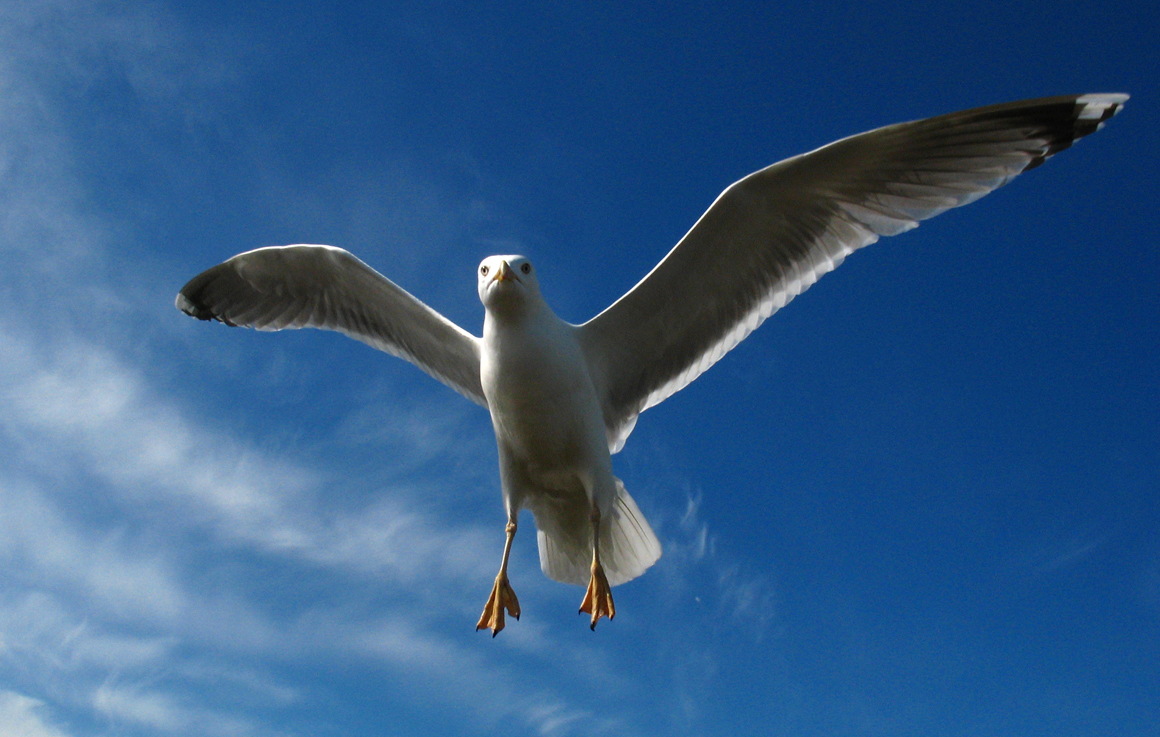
[[476, 573, 520, 637], [578, 561, 615, 630]]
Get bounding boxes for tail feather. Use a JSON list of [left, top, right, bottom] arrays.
[[535, 480, 662, 587]]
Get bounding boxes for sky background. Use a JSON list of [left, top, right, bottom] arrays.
[[1, 1, 1157, 735]]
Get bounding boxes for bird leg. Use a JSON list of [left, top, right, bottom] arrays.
[[476, 518, 521, 637], [579, 506, 615, 630]]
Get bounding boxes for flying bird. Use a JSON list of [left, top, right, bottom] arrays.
[[176, 94, 1127, 635]]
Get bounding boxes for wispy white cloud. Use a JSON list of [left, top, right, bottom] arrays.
[[348, 616, 620, 737], [1004, 522, 1105, 577], [1, 324, 495, 587], [0, 480, 186, 623], [93, 684, 187, 732], [0, 587, 300, 737], [0, 691, 73, 737], [654, 490, 778, 636], [91, 682, 262, 737], [715, 562, 778, 635]]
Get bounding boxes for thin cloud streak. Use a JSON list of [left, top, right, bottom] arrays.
[[1, 324, 495, 588], [0, 481, 186, 623], [0, 691, 73, 737], [349, 616, 619, 737], [656, 490, 779, 637]]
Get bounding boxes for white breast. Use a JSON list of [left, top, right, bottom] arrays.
[[481, 308, 608, 472]]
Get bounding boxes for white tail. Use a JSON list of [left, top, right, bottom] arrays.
[[535, 480, 662, 586]]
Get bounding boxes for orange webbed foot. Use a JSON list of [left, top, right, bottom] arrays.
[[578, 560, 615, 630], [476, 573, 520, 637]]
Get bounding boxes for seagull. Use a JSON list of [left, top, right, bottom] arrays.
[[176, 93, 1126, 635]]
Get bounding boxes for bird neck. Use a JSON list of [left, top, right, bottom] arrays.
[[483, 296, 552, 338]]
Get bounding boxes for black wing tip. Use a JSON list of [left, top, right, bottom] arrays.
[[174, 291, 209, 321], [997, 93, 1128, 172], [175, 272, 238, 326]]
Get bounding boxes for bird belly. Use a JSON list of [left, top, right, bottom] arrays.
[[480, 308, 618, 518], [482, 334, 610, 485], [488, 367, 604, 470]]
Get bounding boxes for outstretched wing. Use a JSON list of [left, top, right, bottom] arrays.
[[176, 244, 485, 405], [578, 93, 1127, 452]]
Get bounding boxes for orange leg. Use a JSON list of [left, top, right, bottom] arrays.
[[578, 507, 615, 630], [476, 518, 521, 637]]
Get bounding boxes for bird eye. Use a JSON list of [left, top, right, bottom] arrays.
[[521, 263, 531, 274], [480, 265, 489, 276]]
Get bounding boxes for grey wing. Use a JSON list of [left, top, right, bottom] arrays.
[[578, 93, 1127, 453], [176, 244, 485, 405]]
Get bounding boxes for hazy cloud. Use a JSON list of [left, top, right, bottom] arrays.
[[0, 691, 73, 737]]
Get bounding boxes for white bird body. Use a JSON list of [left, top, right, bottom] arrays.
[[175, 93, 1127, 634], [478, 256, 660, 594], [483, 308, 611, 510], [480, 269, 603, 479]]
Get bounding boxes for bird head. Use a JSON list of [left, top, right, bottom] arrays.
[[477, 255, 540, 314]]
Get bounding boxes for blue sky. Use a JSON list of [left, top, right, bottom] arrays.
[[1, 1, 1157, 735]]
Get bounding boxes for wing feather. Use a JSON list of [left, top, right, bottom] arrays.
[[176, 245, 485, 405], [579, 93, 1127, 453]]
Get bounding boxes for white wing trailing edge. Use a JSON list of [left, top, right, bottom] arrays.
[[176, 245, 486, 405], [577, 93, 1128, 453]]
